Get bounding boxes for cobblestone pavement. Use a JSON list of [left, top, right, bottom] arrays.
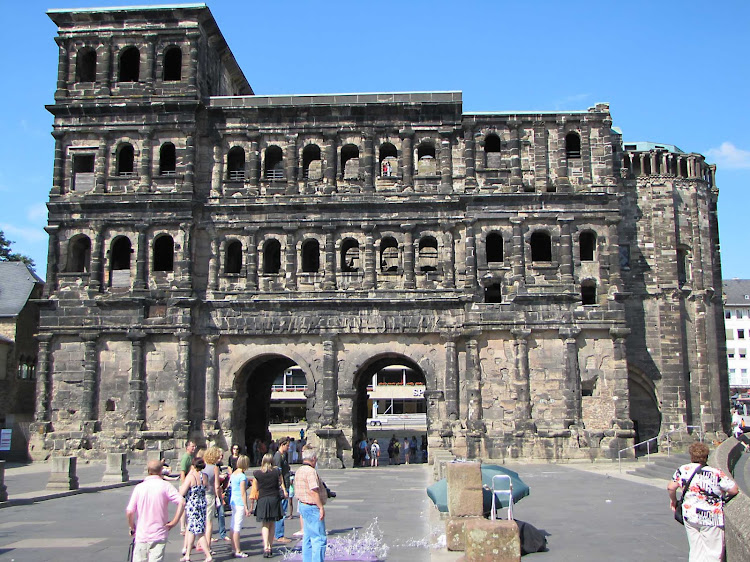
[[0, 459, 691, 561]]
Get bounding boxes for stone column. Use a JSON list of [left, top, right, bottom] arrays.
[[285, 134, 298, 195], [97, 41, 111, 95], [606, 217, 622, 292], [284, 227, 297, 291], [556, 121, 570, 191], [143, 35, 156, 87], [175, 333, 191, 432], [559, 328, 581, 428], [337, 391, 356, 468], [80, 332, 99, 427], [610, 328, 632, 430], [134, 224, 148, 290], [245, 227, 258, 290], [322, 226, 337, 290], [510, 218, 525, 286], [400, 129, 413, 189], [34, 333, 53, 423], [402, 224, 415, 289], [51, 132, 65, 196], [509, 120, 523, 189], [440, 223, 455, 289], [183, 134, 195, 193], [465, 337, 484, 431], [320, 339, 338, 426], [43, 226, 59, 297], [54, 37, 68, 99], [211, 143, 223, 197], [533, 121, 549, 191], [464, 221, 477, 294], [511, 329, 532, 430], [178, 222, 192, 290], [204, 335, 219, 424], [248, 133, 260, 189], [463, 126, 476, 188], [558, 217, 574, 284], [443, 335, 459, 420], [362, 225, 376, 290], [95, 136, 108, 193], [323, 132, 337, 191], [363, 131, 375, 192], [208, 233, 219, 292], [187, 34, 199, 93], [138, 131, 152, 192], [709, 164, 716, 187], [439, 129, 453, 193], [127, 331, 146, 424]]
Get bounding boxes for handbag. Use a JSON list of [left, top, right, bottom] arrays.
[[249, 477, 259, 501], [675, 466, 701, 525]]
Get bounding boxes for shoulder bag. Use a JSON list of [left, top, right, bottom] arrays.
[[675, 465, 701, 525], [249, 476, 259, 501]]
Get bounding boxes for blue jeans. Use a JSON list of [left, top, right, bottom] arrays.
[[298, 503, 326, 562], [217, 503, 226, 539], [274, 498, 289, 539]]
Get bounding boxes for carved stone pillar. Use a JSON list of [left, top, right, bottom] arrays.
[[34, 334, 53, 423], [439, 129, 453, 193], [175, 333, 191, 430], [509, 121, 523, 188], [138, 132, 152, 192], [143, 35, 156, 87], [178, 222, 192, 290], [556, 121, 570, 191], [607, 217, 622, 292], [465, 337, 484, 431], [285, 134, 297, 195], [322, 226, 336, 290], [363, 131, 375, 192], [320, 339, 338, 426], [610, 327, 632, 429], [97, 41, 111, 95], [89, 228, 104, 293], [402, 224, 415, 289], [558, 217, 574, 284], [284, 227, 297, 290], [51, 132, 65, 196], [511, 328, 532, 430], [400, 129, 413, 189], [134, 224, 148, 290], [559, 328, 581, 428], [245, 227, 258, 290], [443, 335, 459, 420], [127, 331, 146, 423], [208, 233, 219, 292], [204, 335, 219, 423], [187, 34, 199, 93], [211, 143, 223, 197], [54, 37, 68, 99], [463, 127, 476, 188], [248, 133, 260, 189], [43, 226, 59, 297], [440, 224, 455, 289], [95, 136, 108, 193], [80, 332, 99, 426], [510, 218, 525, 286], [183, 134, 195, 193], [362, 225, 376, 290], [323, 132, 337, 190], [464, 221, 477, 293], [217, 387, 236, 440]]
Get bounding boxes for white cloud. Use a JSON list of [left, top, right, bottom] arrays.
[[0, 223, 47, 244], [27, 202, 48, 223], [552, 93, 591, 110], [705, 142, 750, 170]]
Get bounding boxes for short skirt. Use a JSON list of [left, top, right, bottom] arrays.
[[255, 494, 284, 522]]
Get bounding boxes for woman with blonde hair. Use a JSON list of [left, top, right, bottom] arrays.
[[253, 452, 287, 558], [228, 454, 251, 558], [202, 447, 224, 545]]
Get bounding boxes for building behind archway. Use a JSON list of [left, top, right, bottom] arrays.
[[31, 5, 729, 465]]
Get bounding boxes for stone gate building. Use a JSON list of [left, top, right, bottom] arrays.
[[31, 3, 729, 465]]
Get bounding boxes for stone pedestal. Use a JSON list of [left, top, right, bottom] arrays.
[[102, 452, 129, 483], [446, 461, 483, 517], [465, 518, 520, 561], [47, 456, 79, 491], [314, 428, 344, 469], [0, 460, 7, 502]]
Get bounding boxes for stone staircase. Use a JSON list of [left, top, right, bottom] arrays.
[[625, 453, 691, 480]]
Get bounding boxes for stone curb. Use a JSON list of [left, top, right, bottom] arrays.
[[0, 479, 140, 509]]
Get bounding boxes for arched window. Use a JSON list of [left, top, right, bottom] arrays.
[[341, 239, 360, 272], [418, 236, 438, 272], [163, 46, 182, 81], [153, 235, 174, 272], [265, 145, 284, 180], [110, 236, 132, 288], [379, 143, 397, 177], [159, 142, 176, 175], [417, 141, 436, 175], [301, 239, 320, 273], [485, 134, 502, 168], [677, 246, 690, 287], [530, 231, 552, 262], [302, 144, 321, 180], [622, 153, 631, 174], [263, 239, 281, 274], [380, 237, 399, 272], [484, 283, 502, 304], [565, 132, 581, 159], [225, 240, 242, 274], [227, 146, 245, 180], [341, 144, 360, 180], [67, 235, 91, 273], [118, 47, 140, 82], [581, 279, 597, 305], [117, 143, 135, 176], [76, 47, 96, 83], [486, 232, 503, 263], [579, 231, 596, 261]]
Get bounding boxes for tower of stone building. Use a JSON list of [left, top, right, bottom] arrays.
[[32, 4, 728, 464]]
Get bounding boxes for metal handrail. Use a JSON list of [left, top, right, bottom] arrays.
[[490, 474, 514, 521], [617, 425, 704, 472]]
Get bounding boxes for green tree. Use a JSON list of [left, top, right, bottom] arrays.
[[0, 230, 35, 269]]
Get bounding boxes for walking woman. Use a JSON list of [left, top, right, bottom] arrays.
[[202, 447, 224, 545], [179, 457, 213, 562], [228, 455, 251, 558], [253, 453, 288, 558]]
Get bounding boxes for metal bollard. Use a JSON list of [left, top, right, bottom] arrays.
[[46, 456, 79, 491], [102, 452, 129, 483]]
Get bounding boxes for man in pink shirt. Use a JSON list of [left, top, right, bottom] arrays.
[[126, 460, 186, 562]]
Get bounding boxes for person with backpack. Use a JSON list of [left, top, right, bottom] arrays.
[[370, 439, 380, 467]]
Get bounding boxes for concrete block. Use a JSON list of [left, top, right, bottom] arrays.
[[102, 452, 129, 483], [464, 518, 520, 562], [447, 461, 483, 517], [446, 516, 484, 551], [46, 456, 79, 491]]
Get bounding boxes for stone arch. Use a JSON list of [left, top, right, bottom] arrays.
[[628, 365, 661, 452]]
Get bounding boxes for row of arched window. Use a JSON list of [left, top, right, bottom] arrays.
[[74, 45, 182, 84], [66, 234, 175, 275], [94, 142, 178, 177]]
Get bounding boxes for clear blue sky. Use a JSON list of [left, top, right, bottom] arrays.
[[1, 1, 748, 279]]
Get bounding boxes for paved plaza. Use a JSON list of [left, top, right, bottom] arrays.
[[0, 459, 691, 561]]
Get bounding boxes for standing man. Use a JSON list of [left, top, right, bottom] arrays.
[[667, 441, 738, 562], [273, 438, 292, 544], [296, 448, 327, 562], [178, 439, 196, 533], [126, 460, 186, 562]]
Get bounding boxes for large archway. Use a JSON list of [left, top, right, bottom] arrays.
[[628, 367, 661, 453], [233, 354, 308, 452], [352, 355, 428, 464]]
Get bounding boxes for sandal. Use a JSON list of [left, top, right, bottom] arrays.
[[233, 553, 249, 559]]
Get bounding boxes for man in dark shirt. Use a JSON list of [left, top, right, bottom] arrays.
[[272, 438, 292, 543]]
